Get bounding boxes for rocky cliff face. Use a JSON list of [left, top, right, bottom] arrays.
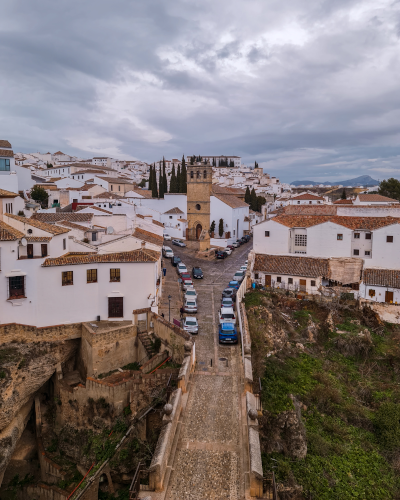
[[0, 340, 78, 484]]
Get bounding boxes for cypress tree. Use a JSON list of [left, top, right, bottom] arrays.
[[212, 158, 216, 167], [170, 165, 177, 193], [190, 156, 194, 165], [162, 157, 167, 193], [151, 164, 158, 198], [177, 164, 181, 192], [159, 164, 164, 198], [180, 155, 187, 193], [245, 186, 251, 204], [250, 188, 257, 211], [218, 218, 224, 237], [341, 189, 346, 200]]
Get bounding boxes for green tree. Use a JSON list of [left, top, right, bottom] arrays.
[[30, 185, 49, 208], [218, 218, 224, 237], [254, 161, 259, 169], [250, 188, 257, 211], [209, 220, 216, 235], [169, 165, 177, 193], [256, 196, 266, 212], [229, 160, 234, 168], [148, 165, 153, 189], [212, 158, 216, 167], [341, 189, 346, 200], [158, 164, 164, 198], [378, 178, 400, 201], [245, 186, 251, 204], [46, 162, 53, 168], [190, 156, 195, 165], [162, 157, 167, 193], [151, 164, 158, 198], [180, 155, 187, 193], [138, 178, 147, 188], [177, 164, 181, 192]]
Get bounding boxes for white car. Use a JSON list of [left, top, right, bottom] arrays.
[[163, 246, 174, 258], [184, 299, 198, 314], [185, 289, 198, 300], [164, 234, 172, 241], [233, 271, 245, 282], [177, 263, 188, 275], [182, 278, 194, 290], [219, 307, 236, 325], [240, 265, 247, 272], [223, 247, 232, 256], [183, 316, 199, 334]]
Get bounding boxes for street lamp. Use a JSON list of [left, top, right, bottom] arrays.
[[168, 295, 172, 322]]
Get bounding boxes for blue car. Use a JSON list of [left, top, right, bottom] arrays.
[[219, 323, 238, 344], [228, 280, 240, 290]]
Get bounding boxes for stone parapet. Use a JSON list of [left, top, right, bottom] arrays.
[[0, 322, 82, 344], [248, 427, 263, 497]]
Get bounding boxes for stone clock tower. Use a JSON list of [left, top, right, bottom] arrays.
[[186, 160, 212, 251]]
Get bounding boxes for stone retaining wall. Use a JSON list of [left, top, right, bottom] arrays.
[[151, 314, 190, 362], [0, 322, 82, 344], [177, 356, 191, 394], [141, 350, 169, 374], [21, 483, 68, 500], [149, 388, 182, 491]]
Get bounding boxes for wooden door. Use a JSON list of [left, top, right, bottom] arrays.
[[27, 244, 33, 259], [385, 291, 394, 303], [265, 275, 272, 286], [196, 224, 202, 240], [41, 244, 48, 257], [300, 279, 307, 292], [108, 297, 123, 318]]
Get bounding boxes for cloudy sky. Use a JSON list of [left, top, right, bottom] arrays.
[[1, 0, 400, 182]]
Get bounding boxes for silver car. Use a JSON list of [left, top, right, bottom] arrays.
[[233, 271, 245, 283], [185, 288, 198, 301], [184, 299, 198, 314], [183, 316, 199, 334]]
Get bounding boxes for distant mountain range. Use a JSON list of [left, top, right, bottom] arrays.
[[291, 175, 379, 187]]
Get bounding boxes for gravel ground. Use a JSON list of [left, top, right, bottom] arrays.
[[163, 242, 251, 500]]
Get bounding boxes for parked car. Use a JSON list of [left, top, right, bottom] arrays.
[[162, 246, 174, 258], [240, 265, 247, 272], [222, 288, 237, 301], [245, 260, 248, 266], [228, 280, 240, 290], [192, 267, 203, 279], [231, 241, 240, 248], [184, 298, 198, 314], [219, 307, 236, 324], [216, 251, 228, 259], [223, 247, 232, 255], [164, 234, 172, 241], [227, 245, 235, 251], [183, 316, 199, 334], [177, 263, 188, 275], [236, 239, 243, 246], [233, 271, 245, 283], [185, 288, 198, 300], [244, 235, 251, 242], [240, 237, 247, 243], [182, 278, 194, 290], [172, 239, 186, 247], [171, 256, 182, 267], [221, 297, 234, 308], [219, 322, 238, 344]]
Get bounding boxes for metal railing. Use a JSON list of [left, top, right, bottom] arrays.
[[129, 463, 142, 500]]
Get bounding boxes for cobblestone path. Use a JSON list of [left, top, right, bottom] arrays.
[[163, 243, 251, 500]]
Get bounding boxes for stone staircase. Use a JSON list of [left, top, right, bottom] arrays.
[[138, 331, 157, 359]]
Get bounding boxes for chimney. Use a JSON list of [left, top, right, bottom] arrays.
[[141, 240, 146, 249]]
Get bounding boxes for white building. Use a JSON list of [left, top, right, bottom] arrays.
[[353, 194, 399, 205]]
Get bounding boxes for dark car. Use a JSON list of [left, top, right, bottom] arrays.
[[240, 237, 247, 243], [236, 239, 243, 246], [222, 287, 237, 301], [192, 267, 203, 279], [171, 256, 182, 267], [216, 251, 228, 259]]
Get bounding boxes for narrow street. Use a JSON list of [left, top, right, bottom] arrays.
[[159, 242, 252, 500]]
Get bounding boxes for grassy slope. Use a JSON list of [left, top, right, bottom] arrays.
[[245, 291, 400, 500]]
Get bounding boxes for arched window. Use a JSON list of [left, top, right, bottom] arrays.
[[190, 170, 194, 179], [197, 170, 201, 179], [204, 170, 207, 179]]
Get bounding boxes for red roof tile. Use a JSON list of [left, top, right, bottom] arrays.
[[42, 249, 160, 267], [254, 254, 330, 278]]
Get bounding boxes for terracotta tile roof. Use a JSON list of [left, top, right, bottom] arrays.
[[212, 185, 245, 196], [333, 199, 353, 205], [90, 206, 113, 214], [0, 220, 24, 241], [53, 151, 65, 155], [95, 176, 135, 184], [93, 192, 123, 199], [56, 220, 91, 231], [254, 254, 330, 278], [132, 227, 164, 246], [152, 219, 164, 228], [358, 194, 399, 203], [128, 189, 153, 198], [0, 188, 19, 198], [42, 249, 160, 267], [178, 218, 187, 222], [5, 213, 71, 235], [164, 207, 184, 214], [25, 236, 52, 242], [363, 268, 400, 289], [272, 215, 332, 228], [284, 205, 337, 215], [0, 149, 14, 157], [0, 140, 12, 148], [291, 193, 324, 200], [31, 213, 93, 223], [331, 216, 400, 230], [213, 193, 249, 209]]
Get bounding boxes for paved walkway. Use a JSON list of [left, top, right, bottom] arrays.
[[160, 243, 251, 500]]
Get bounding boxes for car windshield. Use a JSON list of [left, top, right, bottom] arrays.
[[221, 323, 234, 330], [186, 291, 196, 295], [221, 314, 234, 319], [186, 320, 197, 326]]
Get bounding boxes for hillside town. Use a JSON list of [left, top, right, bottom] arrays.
[[2, 139, 400, 500]]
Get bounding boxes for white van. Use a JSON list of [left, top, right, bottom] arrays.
[[163, 246, 174, 258]]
